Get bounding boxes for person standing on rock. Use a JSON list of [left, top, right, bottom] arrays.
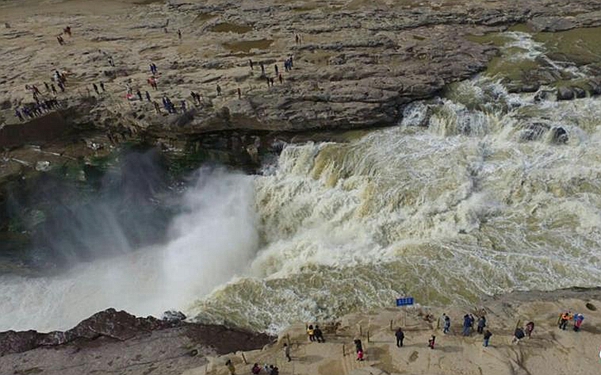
[[260, 62, 265, 75], [100, 82, 105, 92], [573, 314, 584, 332], [395, 327, 405, 347], [225, 359, 236, 375], [136, 90, 143, 101], [483, 330, 492, 347], [153, 101, 161, 113], [559, 311, 571, 330], [249, 59, 254, 70], [44, 82, 50, 92], [477, 316, 486, 334], [307, 325, 315, 342], [278, 73, 283, 84], [14, 108, 23, 122], [51, 83, 57, 95], [274, 64, 279, 75], [525, 321, 535, 338], [462, 314, 471, 336], [443, 315, 451, 334], [314, 325, 325, 343], [283, 343, 291, 362], [93, 83, 99, 95], [145, 91, 151, 102], [108, 56, 114, 67], [216, 84, 222, 96], [237, 87, 242, 99], [428, 335, 436, 349], [181, 100, 187, 112]]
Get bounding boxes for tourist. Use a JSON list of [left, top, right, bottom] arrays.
[[57, 35, 64, 45], [153, 101, 161, 113], [462, 314, 471, 336], [145, 91, 151, 102], [225, 359, 236, 375], [57, 81, 65, 92], [356, 349, 364, 361], [136, 90, 142, 101], [443, 314, 451, 334], [237, 87, 241, 99], [51, 83, 57, 94], [428, 335, 436, 349], [108, 56, 114, 67], [573, 314, 584, 332], [278, 74, 283, 84], [100, 82, 105, 92], [295, 34, 300, 44], [177, 29, 182, 40], [64, 26, 71, 36], [44, 82, 50, 92], [270, 78, 275, 86], [525, 321, 535, 338], [512, 327, 525, 344], [216, 84, 222, 96], [354, 339, 362, 353], [307, 324, 315, 342], [395, 327, 405, 347], [260, 62, 265, 74], [251, 363, 261, 374], [314, 325, 325, 343], [249, 59, 254, 70], [477, 316, 486, 334], [14, 108, 23, 121], [181, 100, 187, 112], [93, 83, 99, 94], [483, 330, 492, 347], [283, 343, 291, 362], [558, 311, 571, 330], [269, 366, 279, 375], [274, 64, 278, 75]]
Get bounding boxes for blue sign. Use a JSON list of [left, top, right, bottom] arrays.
[[396, 297, 414, 307]]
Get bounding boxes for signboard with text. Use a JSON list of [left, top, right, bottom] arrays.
[[396, 297, 414, 307]]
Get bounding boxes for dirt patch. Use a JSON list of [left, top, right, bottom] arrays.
[[210, 23, 253, 34], [223, 39, 273, 53]]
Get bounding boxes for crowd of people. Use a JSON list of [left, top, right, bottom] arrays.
[[221, 307, 588, 374], [13, 22, 302, 131]]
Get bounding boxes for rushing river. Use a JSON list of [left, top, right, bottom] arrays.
[[1, 32, 601, 333]]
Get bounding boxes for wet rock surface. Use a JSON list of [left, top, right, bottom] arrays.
[[0, 309, 274, 375]]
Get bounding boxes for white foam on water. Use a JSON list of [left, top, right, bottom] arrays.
[[0, 169, 259, 332], [189, 78, 601, 332]]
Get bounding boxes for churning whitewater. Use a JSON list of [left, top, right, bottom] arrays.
[[2, 28, 601, 333], [192, 78, 601, 332]]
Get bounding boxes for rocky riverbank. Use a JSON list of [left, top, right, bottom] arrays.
[[0, 309, 275, 375], [1, 288, 599, 375]]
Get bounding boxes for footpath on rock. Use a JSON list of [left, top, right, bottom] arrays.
[[0, 288, 600, 375]]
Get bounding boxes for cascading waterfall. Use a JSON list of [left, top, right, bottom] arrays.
[[191, 78, 601, 333], [1, 30, 601, 335]]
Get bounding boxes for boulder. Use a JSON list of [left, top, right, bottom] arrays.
[[551, 127, 568, 144], [556, 87, 574, 101], [162, 310, 187, 323]]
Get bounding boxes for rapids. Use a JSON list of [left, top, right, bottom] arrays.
[[1, 31, 601, 334], [191, 79, 601, 332]]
